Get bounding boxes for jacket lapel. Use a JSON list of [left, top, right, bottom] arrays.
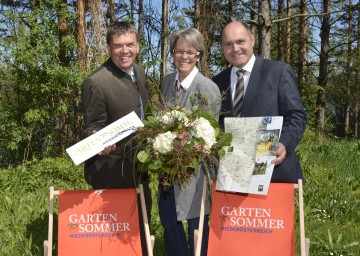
[[219, 68, 233, 114], [133, 64, 149, 105]]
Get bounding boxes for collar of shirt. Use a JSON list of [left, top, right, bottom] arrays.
[[175, 66, 199, 91], [130, 68, 136, 82], [230, 54, 256, 100], [122, 66, 144, 119], [120, 66, 135, 82]]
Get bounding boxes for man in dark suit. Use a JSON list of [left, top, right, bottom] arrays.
[[213, 21, 307, 183], [81, 21, 151, 254]]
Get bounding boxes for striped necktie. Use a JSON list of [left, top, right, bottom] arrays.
[[174, 80, 181, 92], [234, 69, 246, 116]]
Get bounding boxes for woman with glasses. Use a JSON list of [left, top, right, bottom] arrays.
[[159, 28, 221, 256]]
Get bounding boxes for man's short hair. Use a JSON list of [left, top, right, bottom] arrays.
[[106, 21, 138, 45]]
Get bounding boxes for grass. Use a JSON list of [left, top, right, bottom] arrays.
[[0, 139, 359, 255], [296, 139, 360, 255]]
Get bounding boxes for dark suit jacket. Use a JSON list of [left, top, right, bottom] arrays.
[[82, 58, 149, 189], [213, 56, 307, 183]]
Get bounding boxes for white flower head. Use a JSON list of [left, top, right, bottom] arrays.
[[160, 113, 174, 125], [170, 110, 190, 126], [191, 117, 216, 150], [153, 131, 177, 154]]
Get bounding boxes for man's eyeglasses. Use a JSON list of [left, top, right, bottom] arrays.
[[173, 49, 200, 57]]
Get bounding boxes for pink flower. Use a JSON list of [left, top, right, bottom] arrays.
[[195, 143, 202, 151], [178, 131, 190, 141]]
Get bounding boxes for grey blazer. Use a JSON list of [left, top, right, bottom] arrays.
[[161, 71, 221, 221], [82, 58, 149, 189], [213, 56, 307, 183]]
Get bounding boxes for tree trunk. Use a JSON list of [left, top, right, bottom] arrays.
[[195, 0, 200, 30], [160, 0, 169, 83], [285, 0, 291, 63], [57, 0, 70, 147], [355, 76, 359, 139], [258, 0, 272, 59], [298, 0, 307, 94], [355, 7, 360, 139], [137, 0, 143, 62], [344, 0, 353, 139], [316, 0, 330, 139], [138, 0, 143, 36], [77, 0, 86, 71], [227, 0, 233, 24], [108, 0, 115, 24], [58, 0, 69, 67], [130, 0, 134, 20], [88, 0, 107, 68], [31, 0, 37, 9], [277, 0, 284, 61], [250, 0, 256, 35], [193, 0, 212, 77]]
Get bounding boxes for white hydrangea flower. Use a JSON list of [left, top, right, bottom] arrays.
[[170, 110, 186, 119], [191, 117, 216, 150], [160, 110, 190, 126], [171, 110, 189, 123], [170, 110, 190, 126], [160, 113, 174, 125], [153, 131, 177, 154]]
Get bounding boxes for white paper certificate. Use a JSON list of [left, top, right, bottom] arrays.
[[66, 111, 144, 165]]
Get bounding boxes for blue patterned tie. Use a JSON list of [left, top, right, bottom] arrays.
[[234, 69, 246, 116]]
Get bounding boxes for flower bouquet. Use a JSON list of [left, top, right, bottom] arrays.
[[133, 99, 232, 186]]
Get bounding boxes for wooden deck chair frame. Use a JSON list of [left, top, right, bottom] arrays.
[[43, 184, 155, 256], [194, 179, 310, 256]]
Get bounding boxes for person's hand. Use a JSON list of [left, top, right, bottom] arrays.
[[271, 143, 286, 165], [91, 130, 116, 155], [99, 144, 116, 155]]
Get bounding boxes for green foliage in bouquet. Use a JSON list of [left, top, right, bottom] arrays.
[[134, 99, 232, 186]]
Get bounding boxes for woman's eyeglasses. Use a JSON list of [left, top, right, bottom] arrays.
[[173, 49, 200, 57]]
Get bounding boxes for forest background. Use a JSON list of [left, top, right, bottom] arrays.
[[0, 0, 359, 255]]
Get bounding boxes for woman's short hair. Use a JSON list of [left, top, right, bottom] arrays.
[[106, 21, 138, 45], [169, 28, 205, 58]]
